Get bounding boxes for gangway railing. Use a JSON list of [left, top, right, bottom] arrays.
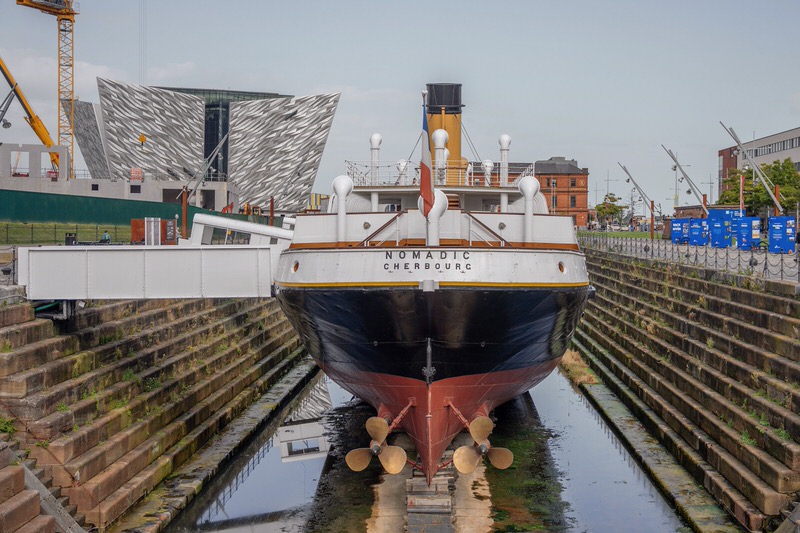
[[17, 214, 295, 308]]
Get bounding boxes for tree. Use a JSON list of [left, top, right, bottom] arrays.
[[717, 158, 800, 215], [595, 193, 626, 226]]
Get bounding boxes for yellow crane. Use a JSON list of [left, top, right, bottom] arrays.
[[0, 54, 60, 170], [16, 0, 78, 178]]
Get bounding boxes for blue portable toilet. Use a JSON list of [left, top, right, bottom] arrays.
[[671, 218, 689, 244], [768, 216, 797, 254], [688, 218, 708, 246], [735, 217, 761, 251]]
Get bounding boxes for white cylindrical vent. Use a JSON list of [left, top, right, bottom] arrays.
[[432, 128, 448, 149], [397, 159, 408, 185], [440, 148, 451, 185], [433, 129, 448, 167], [419, 189, 449, 246], [433, 129, 449, 186], [518, 176, 539, 243], [370, 133, 382, 185], [481, 159, 494, 187], [499, 134, 511, 187], [333, 175, 354, 243]]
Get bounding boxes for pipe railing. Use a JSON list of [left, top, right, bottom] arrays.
[[579, 233, 799, 284], [345, 160, 522, 188]]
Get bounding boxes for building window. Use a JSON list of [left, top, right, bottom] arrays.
[[570, 196, 576, 208], [91, 184, 99, 191], [570, 178, 576, 187], [131, 185, 141, 194], [551, 195, 557, 208]]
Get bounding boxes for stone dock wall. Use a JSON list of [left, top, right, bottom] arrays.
[[575, 249, 800, 532], [0, 297, 307, 531]]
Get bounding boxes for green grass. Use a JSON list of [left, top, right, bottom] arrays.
[[0, 417, 15, 434], [741, 430, 757, 446], [142, 377, 162, 392], [0, 222, 131, 245]]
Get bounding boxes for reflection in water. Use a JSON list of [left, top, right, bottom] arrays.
[[530, 370, 685, 533], [167, 375, 347, 532], [278, 379, 333, 463], [168, 370, 686, 532]]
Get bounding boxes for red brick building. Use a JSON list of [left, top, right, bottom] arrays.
[[533, 156, 590, 227], [469, 157, 590, 227]]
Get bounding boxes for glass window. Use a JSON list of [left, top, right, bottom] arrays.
[[570, 178, 576, 187], [570, 196, 576, 207]]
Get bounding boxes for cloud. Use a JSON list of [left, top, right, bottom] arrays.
[[0, 48, 57, 104], [75, 60, 128, 102], [145, 62, 196, 85], [0, 47, 128, 171], [788, 92, 800, 113], [0, 47, 128, 124]]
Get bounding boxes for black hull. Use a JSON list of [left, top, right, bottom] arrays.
[[275, 286, 590, 383]]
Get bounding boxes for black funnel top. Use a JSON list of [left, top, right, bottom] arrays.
[[426, 83, 463, 115]]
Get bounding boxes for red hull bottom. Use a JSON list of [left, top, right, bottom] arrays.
[[322, 361, 560, 482]]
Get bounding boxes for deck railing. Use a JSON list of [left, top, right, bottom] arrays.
[[345, 160, 517, 188]]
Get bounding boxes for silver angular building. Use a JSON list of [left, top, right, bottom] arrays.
[[66, 79, 339, 212], [97, 78, 205, 181], [69, 100, 109, 180], [228, 93, 340, 212]]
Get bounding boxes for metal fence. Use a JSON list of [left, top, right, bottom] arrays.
[[579, 234, 800, 285], [0, 223, 131, 246]]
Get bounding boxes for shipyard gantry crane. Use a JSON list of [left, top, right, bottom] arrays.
[[16, 0, 78, 178]]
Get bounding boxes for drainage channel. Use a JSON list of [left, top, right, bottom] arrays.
[[165, 370, 690, 532]]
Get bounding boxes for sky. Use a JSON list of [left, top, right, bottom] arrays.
[[2, 1, 800, 216]]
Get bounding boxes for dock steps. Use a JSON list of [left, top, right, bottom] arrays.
[[0, 296, 304, 531], [579, 249, 800, 531]]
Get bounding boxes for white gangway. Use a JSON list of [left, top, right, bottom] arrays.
[[17, 214, 294, 302]]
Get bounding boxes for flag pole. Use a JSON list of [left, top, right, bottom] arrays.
[[419, 90, 434, 219]]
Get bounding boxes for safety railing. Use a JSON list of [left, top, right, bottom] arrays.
[[345, 160, 517, 188], [5, 167, 228, 182], [579, 233, 800, 285], [0, 223, 131, 245]]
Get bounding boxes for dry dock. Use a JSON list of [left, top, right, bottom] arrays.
[[1, 243, 798, 531]]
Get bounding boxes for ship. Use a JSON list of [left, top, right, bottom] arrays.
[[273, 83, 592, 483]]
